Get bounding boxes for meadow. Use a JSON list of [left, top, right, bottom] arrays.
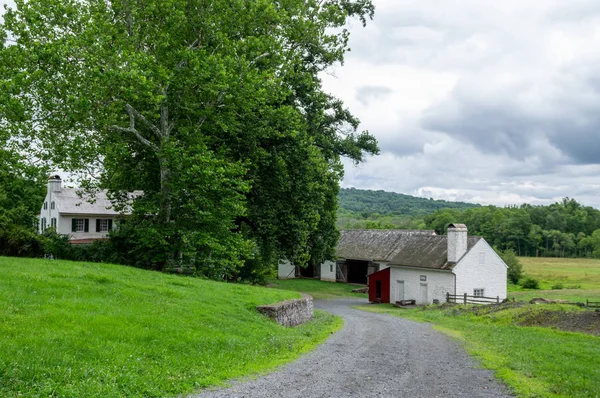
[[267, 278, 367, 300], [0, 257, 341, 398], [510, 257, 600, 302]]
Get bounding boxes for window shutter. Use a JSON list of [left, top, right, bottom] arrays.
[[72, 218, 77, 232], [84, 219, 89, 232], [96, 219, 100, 232], [108, 219, 113, 231]]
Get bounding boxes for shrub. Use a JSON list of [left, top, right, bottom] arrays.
[[551, 283, 563, 290], [495, 248, 523, 284], [520, 277, 540, 289]]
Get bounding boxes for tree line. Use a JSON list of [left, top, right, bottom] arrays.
[[0, 0, 378, 281], [424, 198, 600, 258]]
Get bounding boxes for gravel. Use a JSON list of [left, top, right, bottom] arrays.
[[192, 299, 512, 398]]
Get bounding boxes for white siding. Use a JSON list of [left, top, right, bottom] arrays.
[[278, 260, 296, 279], [453, 239, 507, 300], [58, 215, 114, 240], [320, 261, 336, 282], [389, 267, 454, 305]]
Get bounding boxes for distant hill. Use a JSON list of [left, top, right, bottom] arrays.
[[338, 187, 480, 217]]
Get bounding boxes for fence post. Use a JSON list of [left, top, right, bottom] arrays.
[[446, 292, 449, 303], [497, 296, 499, 304], [587, 299, 589, 307], [464, 293, 467, 304]]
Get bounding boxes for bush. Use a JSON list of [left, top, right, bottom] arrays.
[[0, 223, 44, 257], [520, 277, 540, 289], [495, 248, 523, 284], [551, 283, 563, 290]]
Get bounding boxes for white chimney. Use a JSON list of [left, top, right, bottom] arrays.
[[48, 175, 62, 192], [447, 223, 468, 263]]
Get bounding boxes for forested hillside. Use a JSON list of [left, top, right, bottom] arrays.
[[337, 189, 600, 259], [337, 188, 479, 229]]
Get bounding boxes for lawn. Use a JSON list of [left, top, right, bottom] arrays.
[[510, 257, 600, 302], [358, 303, 600, 398], [267, 278, 367, 300], [0, 257, 342, 398]]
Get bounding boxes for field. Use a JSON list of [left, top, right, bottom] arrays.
[[358, 303, 600, 397], [510, 257, 600, 302], [267, 278, 367, 300], [0, 257, 341, 398]]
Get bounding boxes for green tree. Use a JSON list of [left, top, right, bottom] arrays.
[[1, 0, 377, 277], [495, 247, 523, 284]]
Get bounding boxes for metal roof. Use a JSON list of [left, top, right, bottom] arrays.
[[50, 188, 142, 216], [336, 229, 437, 262], [388, 235, 482, 270]]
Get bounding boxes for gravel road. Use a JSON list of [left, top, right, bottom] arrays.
[[192, 299, 512, 398]]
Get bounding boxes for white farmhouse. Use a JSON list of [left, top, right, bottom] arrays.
[[38, 175, 139, 244]]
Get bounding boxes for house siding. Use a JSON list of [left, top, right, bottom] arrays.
[[453, 239, 507, 300], [278, 260, 296, 279], [320, 260, 336, 282], [58, 215, 115, 241], [389, 267, 454, 305]]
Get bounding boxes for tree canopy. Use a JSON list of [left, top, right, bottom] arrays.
[[1, 0, 379, 279]]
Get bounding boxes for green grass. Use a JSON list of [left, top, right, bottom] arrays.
[[510, 257, 600, 302], [0, 257, 342, 397], [267, 278, 367, 300], [357, 304, 600, 398]]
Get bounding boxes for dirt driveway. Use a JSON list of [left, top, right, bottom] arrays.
[[193, 299, 512, 398]]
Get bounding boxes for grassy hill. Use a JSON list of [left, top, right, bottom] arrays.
[[0, 257, 340, 397], [337, 187, 480, 229]]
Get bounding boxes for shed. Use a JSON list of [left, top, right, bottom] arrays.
[[367, 267, 390, 303]]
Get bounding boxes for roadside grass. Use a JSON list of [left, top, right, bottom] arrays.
[[357, 303, 600, 398], [0, 257, 342, 398], [267, 278, 367, 300], [510, 257, 600, 302]]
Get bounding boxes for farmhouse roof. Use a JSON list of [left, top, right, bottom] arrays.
[[389, 235, 482, 270], [336, 229, 437, 262], [52, 188, 142, 216]]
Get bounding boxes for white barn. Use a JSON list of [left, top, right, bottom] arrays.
[[278, 224, 508, 305], [38, 175, 140, 244]]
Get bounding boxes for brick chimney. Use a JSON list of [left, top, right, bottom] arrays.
[[48, 175, 62, 193], [447, 223, 468, 263]]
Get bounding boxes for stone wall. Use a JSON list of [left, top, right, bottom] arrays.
[[256, 294, 314, 327]]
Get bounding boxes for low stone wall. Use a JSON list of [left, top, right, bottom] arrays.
[[256, 294, 314, 327]]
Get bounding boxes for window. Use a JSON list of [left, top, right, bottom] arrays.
[[51, 218, 57, 228], [420, 275, 427, 281], [51, 201, 55, 210], [474, 288, 485, 297], [72, 218, 89, 232], [479, 252, 485, 265], [41, 217, 47, 232], [330, 263, 333, 273], [96, 219, 113, 232], [43, 202, 48, 210]]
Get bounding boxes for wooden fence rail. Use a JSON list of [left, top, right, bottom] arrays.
[[446, 292, 500, 305], [586, 300, 600, 308]]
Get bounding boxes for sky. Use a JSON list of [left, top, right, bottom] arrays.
[[321, 0, 600, 207], [3, 1, 600, 207]]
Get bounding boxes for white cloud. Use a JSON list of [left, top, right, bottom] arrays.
[[325, 0, 600, 208]]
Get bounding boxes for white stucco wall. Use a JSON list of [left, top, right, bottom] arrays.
[[320, 261, 336, 282], [389, 267, 455, 305], [278, 260, 296, 279], [453, 239, 507, 300]]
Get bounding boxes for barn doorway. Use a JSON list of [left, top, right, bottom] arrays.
[[375, 280, 382, 300], [345, 259, 369, 284]]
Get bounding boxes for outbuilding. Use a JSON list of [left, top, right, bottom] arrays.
[[368, 224, 507, 304]]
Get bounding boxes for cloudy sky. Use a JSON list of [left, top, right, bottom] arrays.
[[322, 0, 600, 207]]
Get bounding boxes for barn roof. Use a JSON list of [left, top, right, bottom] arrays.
[[52, 188, 142, 216], [336, 229, 437, 262], [388, 235, 482, 270]]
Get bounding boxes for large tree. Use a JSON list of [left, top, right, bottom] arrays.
[[1, 0, 378, 278]]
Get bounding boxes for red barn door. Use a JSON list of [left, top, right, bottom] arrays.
[[368, 267, 390, 303]]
